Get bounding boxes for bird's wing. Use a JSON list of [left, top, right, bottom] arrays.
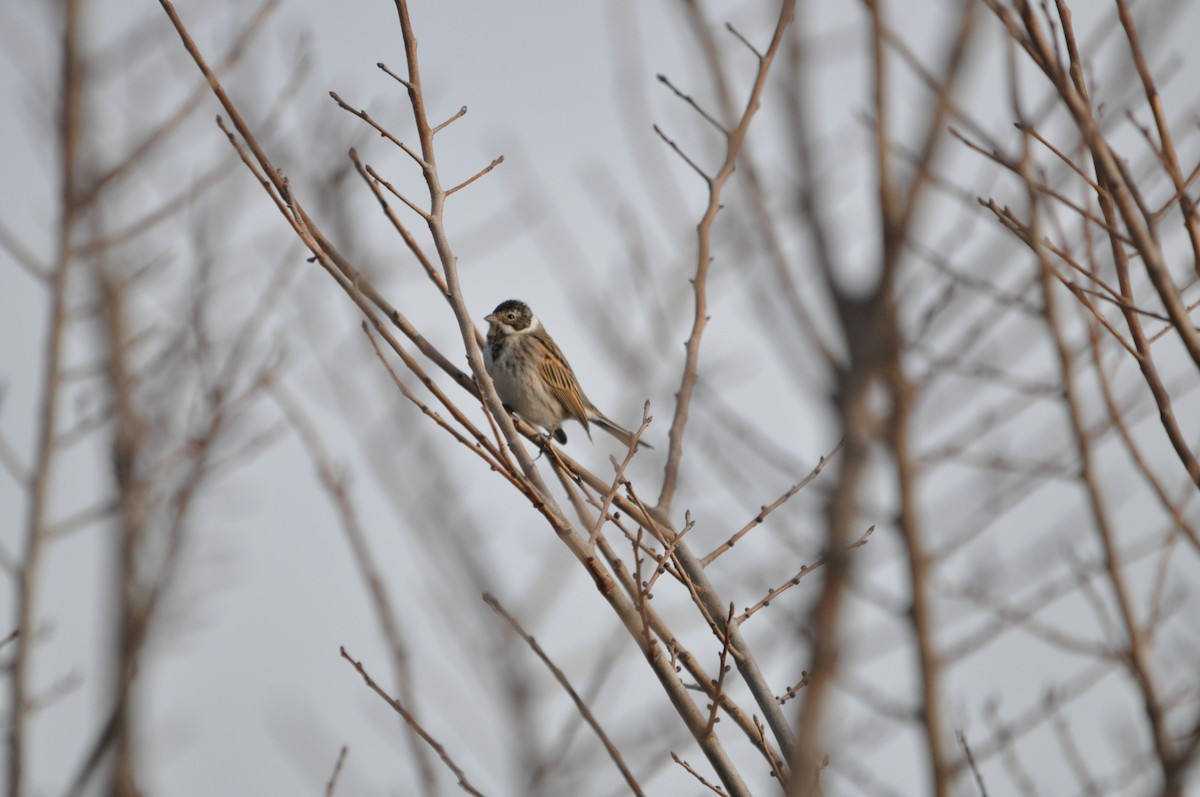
[[536, 333, 591, 433]]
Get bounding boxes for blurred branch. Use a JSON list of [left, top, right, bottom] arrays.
[[270, 381, 439, 795], [96, 260, 147, 797], [956, 731, 989, 797], [77, 0, 279, 208], [0, 219, 48, 282], [1017, 88, 1176, 792], [340, 647, 486, 797], [7, 0, 83, 792], [484, 594, 646, 797], [986, 0, 1200, 370], [0, 419, 29, 486], [324, 746, 349, 797]]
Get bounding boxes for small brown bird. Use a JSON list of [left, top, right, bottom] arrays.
[[484, 299, 650, 450]]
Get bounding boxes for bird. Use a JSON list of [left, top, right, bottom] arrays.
[[484, 299, 651, 450]]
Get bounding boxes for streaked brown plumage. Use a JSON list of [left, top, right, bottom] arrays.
[[484, 299, 650, 450]]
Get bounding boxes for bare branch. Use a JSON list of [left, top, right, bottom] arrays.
[[0, 219, 49, 282], [651, 123, 712, 184], [656, 0, 794, 515], [671, 752, 728, 796], [324, 746, 349, 797], [703, 604, 736, 739], [724, 23, 763, 60], [702, 440, 842, 566], [364, 163, 432, 221], [737, 526, 874, 624], [588, 402, 653, 545], [657, 73, 728, 135], [340, 647, 487, 797], [445, 155, 504, 197], [329, 90, 428, 168], [431, 105, 467, 135], [484, 595, 646, 797], [956, 731, 989, 797], [376, 60, 414, 90], [8, 0, 83, 788]]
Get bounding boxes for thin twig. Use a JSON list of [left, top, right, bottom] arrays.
[[348, 148, 445, 292], [271, 382, 439, 792], [484, 595, 646, 797], [701, 440, 842, 566], [671, 753, 727, 795], [651, 124, 712, 183], [656, 0, 794, 515], [957, 731, 989, 797], [329, 90, 428, 168], [364, 163, 432, 221], [377, 60, 414, 90], [703, 604, 736, 738], [324, 746, 349, 797], [0, 219, 49, 281], [0, 423, 29, 486], [340, 647, 486, 797], [725, 23, 764, 59], [431, 105, 467, 135], [657, 74, 728, 134], [588, 402, 653, 545], [445, 156, 504, 196], [737, 526, 874, 624]]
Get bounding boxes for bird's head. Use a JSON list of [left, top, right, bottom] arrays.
[[485, 299, 538, 336]]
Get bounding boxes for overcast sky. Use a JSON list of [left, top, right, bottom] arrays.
[[5, 1, 1200, 795]]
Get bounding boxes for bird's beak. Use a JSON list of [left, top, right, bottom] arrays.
[[484, 314, 496, 324]]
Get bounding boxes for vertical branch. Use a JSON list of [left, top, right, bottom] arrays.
[[377, 7, 757, 793], [1033, 201, 1176, 796], [388, 0, 555, 511], [7, 0, 83, 793], [874, 5, 976, 796], [1112, 0, 1200, 278], [1068, 4, 1200, 492], [868, 0, 901, 280], [995, 0, 1200, 368], [655, 0, 796, 516], [792, 2, 972, 791], [789, 402, 868, 795], [1013, 67, 1177, 795], [95, 262, 150, 797], [790, 0, 900, 785], [887, 355, 949, 796], [778, 30, 869, 781]]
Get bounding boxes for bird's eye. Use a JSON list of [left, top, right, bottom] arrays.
[[506, 313, 515, 321]]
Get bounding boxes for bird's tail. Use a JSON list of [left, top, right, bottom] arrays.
[[591, 412, 653, 451]]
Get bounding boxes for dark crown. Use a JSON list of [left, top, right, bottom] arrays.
[[491, 299, 533, 329]]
